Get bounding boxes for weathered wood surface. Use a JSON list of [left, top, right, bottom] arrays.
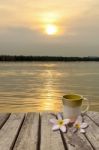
[[83, 115, 99, 150], [0, 113, 10, 129], [63, 127, 93, 150], [13, 113, 39, 150], [40, 113, 65, 150], [87, 111, 99, 126], [0, 111, 98, 150], [0, 113, 24, 150]]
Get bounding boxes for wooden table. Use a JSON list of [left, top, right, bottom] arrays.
[[0, 111, 99, 150]]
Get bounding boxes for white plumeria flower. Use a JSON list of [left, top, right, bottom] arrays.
[[73, 116, 88, 133], [50, 113, 70, 133]]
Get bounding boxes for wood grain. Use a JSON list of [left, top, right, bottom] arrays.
[[87, 111, 99, 126], [63, 116, 93, 150], [13, 113, 39, 150], [0, 113, 10, 129], [40, 113, 65, 150], [83, 114, 99, 150], [0, 113, 24, 150], [0, 112, 98, 150]]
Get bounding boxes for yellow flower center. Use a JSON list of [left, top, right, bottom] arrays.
[[58, 120, 64, 126], [75, 123, 80, 129]]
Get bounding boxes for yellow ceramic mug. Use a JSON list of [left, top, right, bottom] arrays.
[[62, 94, 90, 121]]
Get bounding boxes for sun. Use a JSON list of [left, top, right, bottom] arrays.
[[45, 24, 58, 35]]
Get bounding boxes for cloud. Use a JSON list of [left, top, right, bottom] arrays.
[[0, 0, 96, 29], [0, 25, 99, 56], [0, 0, 99, 56]]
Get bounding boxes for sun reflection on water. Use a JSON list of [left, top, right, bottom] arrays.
[[38, 70, 62, 111], [0, 62, 98, 112]]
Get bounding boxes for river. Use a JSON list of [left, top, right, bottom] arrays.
[[0, 62, 99, 112]]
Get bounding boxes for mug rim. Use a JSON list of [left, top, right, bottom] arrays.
[[63, 94, 83, 101]]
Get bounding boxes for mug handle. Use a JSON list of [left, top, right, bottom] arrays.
[[81, 97, 90, 114]]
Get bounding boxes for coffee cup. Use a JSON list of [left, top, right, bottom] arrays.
[[62, 94, 90, 122]]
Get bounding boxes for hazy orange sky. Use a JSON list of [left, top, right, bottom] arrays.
[[0, 0, 99, 56]]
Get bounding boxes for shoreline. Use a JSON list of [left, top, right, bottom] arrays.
[[0, 56, 99, 61]]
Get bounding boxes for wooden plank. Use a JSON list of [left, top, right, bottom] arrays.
[[13, 113, 39, 150], [40, 113, 65, 150], [83, 115, 99, 150], [86, 111, 99, 125], [0, 113, 10, 129], [0, 113, 24, 150], [63, 121, 93, 150]]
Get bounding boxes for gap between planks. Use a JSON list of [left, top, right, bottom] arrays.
[[0, 113, 25, 150], [13, 113, 40, 150], [0, 113, 11, 129], [86, 111, 99, 127], [40, 113, 66, 150], [0, 112, 99, 150], [12, 113, 66, 150]]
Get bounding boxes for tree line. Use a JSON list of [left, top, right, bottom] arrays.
[[0, 55, 99, 61]]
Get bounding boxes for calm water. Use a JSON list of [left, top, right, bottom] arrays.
[[0, 62, 99, 112]]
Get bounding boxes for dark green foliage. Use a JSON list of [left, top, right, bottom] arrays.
[[0, 55, 99, 61]]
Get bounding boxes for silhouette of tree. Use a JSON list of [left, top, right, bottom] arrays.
[[0, 55, 99, 61]]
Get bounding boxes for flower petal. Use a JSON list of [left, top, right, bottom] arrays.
[[72, 128, 78, 133], [81, 123, 88, 129], [74, 116, 82, 126], [73, 122, 78, 127], [63, 119, 70, 125], [80, 129, 85, 133], [57, 113, 62, 120], [49, 118, 57, 124], [52, 124, 59, 131], [60, 125, 67, 132]]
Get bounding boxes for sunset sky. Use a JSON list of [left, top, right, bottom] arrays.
[[0, 0, 99, 56]]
